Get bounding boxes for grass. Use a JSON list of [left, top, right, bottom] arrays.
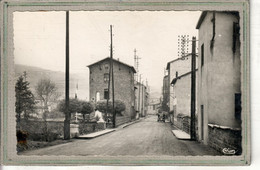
[[17, 139, 73, 154]]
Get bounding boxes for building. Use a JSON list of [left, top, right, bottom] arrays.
[[162, 75, 169, 112], [196, 11, 241, 153], [166, 55, 196, 121], [87, 57, 136, 126], [134, 81, 149, 118], [170, 70, 198, 134], [147, 98, 161, 115]]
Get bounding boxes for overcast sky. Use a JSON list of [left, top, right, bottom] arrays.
[[14, 11, 201, 99]]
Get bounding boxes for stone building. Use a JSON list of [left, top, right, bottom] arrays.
[[87, 57, 136, 126], [196, 11, 241, 154]]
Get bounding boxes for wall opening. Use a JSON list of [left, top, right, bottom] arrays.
[[104, 89, 109, 100], [201, 44, 204, 67]]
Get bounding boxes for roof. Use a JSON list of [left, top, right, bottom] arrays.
[[170, 69, 198, 85], [196, 11, 239, 29], [166, 54, 192, 70], [87, 57, 136, 73], [196, 11, 207, 29]]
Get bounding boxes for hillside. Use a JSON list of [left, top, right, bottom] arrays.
[[15, 64, 89, 100]]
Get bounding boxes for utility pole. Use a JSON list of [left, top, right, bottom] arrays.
[[23, 71, 27, 81], [64, 11, 70, 140], [138, 74, 142, 118], [134, 49, 141, 81], [190, 36, 196, 140], [178, 35, 190, 58], [106, 56, 111, 122], [142, 80, 144, 117], [110, 25, 116, 128], [75, 82, 78, 99]]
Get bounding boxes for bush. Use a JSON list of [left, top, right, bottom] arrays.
[[96, 100, 112, 113], [58, 98, 82, 114], [96, 100, 126, 116]]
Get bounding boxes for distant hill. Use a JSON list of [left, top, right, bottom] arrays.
[[149, 86, 161, 104], [15, 64, 89, 100]]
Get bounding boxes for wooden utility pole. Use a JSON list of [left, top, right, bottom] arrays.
[[190, 36, 196, 140], [142, 80, 144, 117], [64, 11, 70, 140], [106, 57, 111, 122], [134, 49, 141, 82], [138, 74, 142, 118], [110, 25, 116, 128]]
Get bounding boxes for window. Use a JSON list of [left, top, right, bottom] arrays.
[[104, 63, 109, 70], [233, 22, 240, 53], [104, 89, 109, 100], [104, 73, 109, 83], [96, 92, 100, 102], [235, 93, 241, 120], [201, 44, 204, 67]]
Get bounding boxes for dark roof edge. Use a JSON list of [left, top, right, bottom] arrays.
[[170, 69, 198, 85], [166, 54, 192, 70], [87, 57, 136, 73], [196, 11, 207, 29], [196, 11, 240, 29]]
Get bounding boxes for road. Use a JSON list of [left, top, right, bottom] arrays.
[[22, 115, 220, 156]]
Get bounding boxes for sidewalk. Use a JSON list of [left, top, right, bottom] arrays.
[[118, 118, 142, 129], [171, 126, 191, 140], [77, 129, 115, 139], [77, 118, 142, 139]]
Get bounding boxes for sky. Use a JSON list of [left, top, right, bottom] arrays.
[[14, 11, 201, 100]]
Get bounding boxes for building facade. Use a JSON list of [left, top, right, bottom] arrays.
[[196, 11, 241, 153], [166, 56, 193, 113], [134, 81, 149, 118], [88, 57, 136, 125], [170, 71, 198, 134], [162, 75, 170, 112]]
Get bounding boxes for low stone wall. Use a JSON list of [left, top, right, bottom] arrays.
[[19, 119, 106, 141], [116, 116, 131, 126], [78, 121, 106, 135], [106, 116, 131, 128], [208, 125, 242, 155], [175, 115, 191, 134], [19, 119, 64, 142]]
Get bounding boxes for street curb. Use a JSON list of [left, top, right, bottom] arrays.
[[171, 127, 191, 140], [76, 129, 116, 139], [76, 117, 145, 139], [172, 130, 191, 140], [121, 119, 141, 128]]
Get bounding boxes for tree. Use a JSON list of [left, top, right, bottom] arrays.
[[114, 100, 126, 116], [96, 100, 125, 116], [96, 100, 112, 113], [80, 101, 94, 121], [35, 78, 60, 114], [15, 74, 36, 126], [58, 98, 82, 114]]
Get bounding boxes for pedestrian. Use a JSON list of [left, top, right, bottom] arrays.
[[94, 108, 105, 123], [162, 113, 166, 122]]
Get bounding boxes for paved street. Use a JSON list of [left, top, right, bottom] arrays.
[[22, 115, 220, 156]]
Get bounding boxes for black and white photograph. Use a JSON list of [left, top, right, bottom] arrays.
[[0, 0, 251, 166]]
